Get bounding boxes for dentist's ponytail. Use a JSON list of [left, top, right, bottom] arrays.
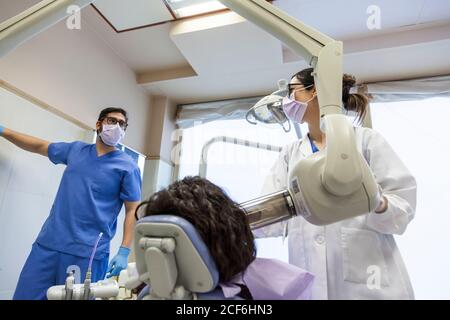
[[292, 68, 370, 123]]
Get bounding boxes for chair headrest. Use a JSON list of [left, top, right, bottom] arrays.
[[134, 215, 219, 293]]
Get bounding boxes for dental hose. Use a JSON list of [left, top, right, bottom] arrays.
[[83, 232, 103, 300], [88, 232, 103, 271]]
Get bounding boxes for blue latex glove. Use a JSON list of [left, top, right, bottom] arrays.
[[106, 246, 130, 278], [0, 125, 4, 136]]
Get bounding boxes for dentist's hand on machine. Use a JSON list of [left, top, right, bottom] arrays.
[[374, 185, 388, 214], [106, 246, 131, 278]]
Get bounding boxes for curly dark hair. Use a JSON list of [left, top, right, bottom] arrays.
[[136, 176, 257, 283]]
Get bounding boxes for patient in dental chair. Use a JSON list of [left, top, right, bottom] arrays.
[[137, 176, 314, 300]]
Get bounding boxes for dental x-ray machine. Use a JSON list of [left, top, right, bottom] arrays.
[[1, 0, 380, 299], [220, 0, 380, 227]]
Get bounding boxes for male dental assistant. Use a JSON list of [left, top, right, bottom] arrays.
[[0, 107, 142, 300]]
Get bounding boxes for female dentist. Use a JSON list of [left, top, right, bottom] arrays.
[[259, 68, 417, 299]]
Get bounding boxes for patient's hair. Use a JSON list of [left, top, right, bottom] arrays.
[[292, 67, 370, 123], [136, 176, 256, 283]]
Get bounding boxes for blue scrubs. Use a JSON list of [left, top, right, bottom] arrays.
[[13, 243, 108, 300], [13, 142, 142, 300]]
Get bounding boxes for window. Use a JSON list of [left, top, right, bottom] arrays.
[[371, 97, 450, 299], [91, 133, 145, 179], [178, 119, 300, 261], [165, 0, 273, 19], [116, 143, 146, 179]]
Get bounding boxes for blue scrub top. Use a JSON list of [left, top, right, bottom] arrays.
[[36, 142, 142, 259]]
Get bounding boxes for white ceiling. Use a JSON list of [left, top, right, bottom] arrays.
[[82, 7, 188, 72], [170, 12, 283, 77], [93, 0, 173, 31], [275, 0, 432, 38], [2, 0, 450, 104], [84, 0, 450, 103]]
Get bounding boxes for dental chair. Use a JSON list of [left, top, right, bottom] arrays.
[[47, 214, 242, 300], [129, 215, 242, 300]]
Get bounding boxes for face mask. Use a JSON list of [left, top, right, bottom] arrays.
[[99, 124, 125, 147], [282, 92, 315, 123]]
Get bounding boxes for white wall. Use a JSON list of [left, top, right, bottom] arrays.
[[141, 159, 174, 201], [147, 96, 177, 161], [0, 86, 89, 299], [141, 96, 177, 201], [0, 15, 152, 154]]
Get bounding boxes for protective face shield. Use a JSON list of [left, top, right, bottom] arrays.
[[99, 124, 125, 147]]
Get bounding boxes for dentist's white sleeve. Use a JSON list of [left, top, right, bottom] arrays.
[[362, 128, 417, 235]]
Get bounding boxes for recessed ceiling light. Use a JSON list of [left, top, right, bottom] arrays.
[[166, 0, 227, 18]]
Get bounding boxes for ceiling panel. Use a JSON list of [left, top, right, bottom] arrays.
[[170, 13, 283, 76], [417, 0, 450, 24], [274, 0, 427, 39], [344, 39, 450, 83], [142, 38, 450, 103], [93, 0, 173, 31], [141, 61, 308, 104], [82, 6, 188, 72]]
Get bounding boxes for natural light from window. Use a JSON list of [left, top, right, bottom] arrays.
[[371, 97, 450, 299], [166, 0, 226, 18], [178, 119, 300, 261]]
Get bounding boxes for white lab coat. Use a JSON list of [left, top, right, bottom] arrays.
[[257, 127, 416, 300]]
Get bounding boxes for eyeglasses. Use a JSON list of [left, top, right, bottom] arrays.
[[102, 116, 128, 130], [134, 202, 148, 221], [288, 83, 313, 96]]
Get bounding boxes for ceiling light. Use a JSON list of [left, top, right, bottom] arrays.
[[166, 0, 226, 18]]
